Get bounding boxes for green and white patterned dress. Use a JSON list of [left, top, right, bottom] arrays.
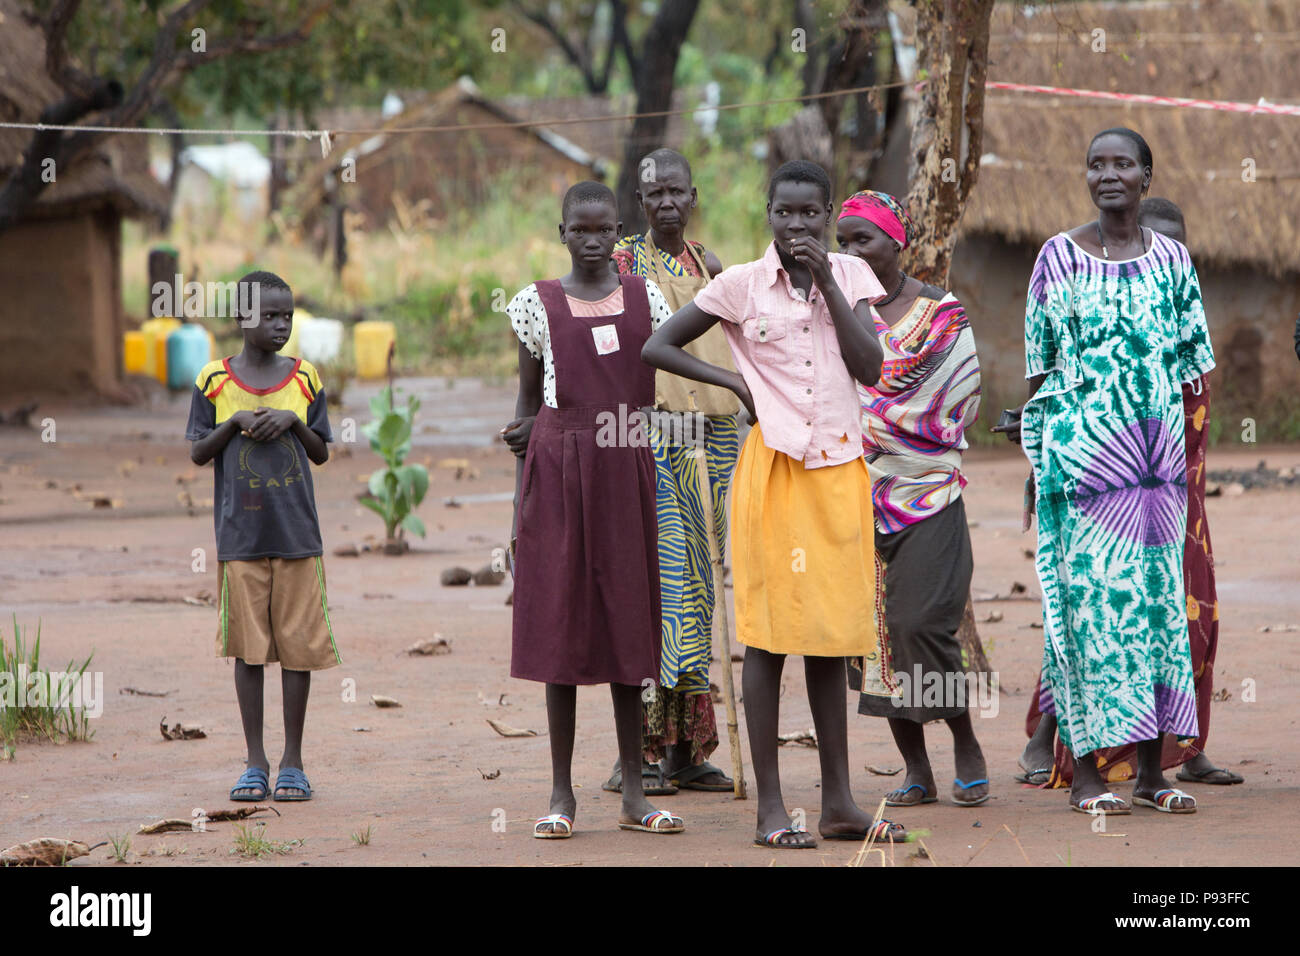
[[1022, 231, 1215, 757]]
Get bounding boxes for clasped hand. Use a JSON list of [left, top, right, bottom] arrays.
[[233, 407, 298, 441]]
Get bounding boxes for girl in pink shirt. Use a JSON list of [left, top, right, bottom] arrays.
[[643, 161, 906, 849]]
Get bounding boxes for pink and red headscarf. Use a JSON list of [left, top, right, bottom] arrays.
[[838, 190, 913, 249]]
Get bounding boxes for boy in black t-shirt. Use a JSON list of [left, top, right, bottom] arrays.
[[186, 270, 339, 803]]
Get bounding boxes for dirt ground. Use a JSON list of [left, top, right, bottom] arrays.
[[2, 376, 1297, 868]]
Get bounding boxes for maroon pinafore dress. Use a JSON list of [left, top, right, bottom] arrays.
[[510, 274, 662, 686]]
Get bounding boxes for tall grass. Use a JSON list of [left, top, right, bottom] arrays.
[[0, 616, 95, 754]]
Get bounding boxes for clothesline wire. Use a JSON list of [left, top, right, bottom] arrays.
[[2, 78, 1296, 148], [0, 79, 909, 142]]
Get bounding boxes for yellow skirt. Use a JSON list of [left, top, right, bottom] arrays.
[[730, 424, 878, 657]]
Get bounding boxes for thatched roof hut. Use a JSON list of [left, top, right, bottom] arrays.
[[964, 0, 1300, 277], [0, 0, 169, 399], [286, 77, 609, 232], [937, 0, 1300, 437], [0, 2, 167, 223]]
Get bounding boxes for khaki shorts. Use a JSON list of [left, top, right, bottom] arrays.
[[217, 557, 341, 670]]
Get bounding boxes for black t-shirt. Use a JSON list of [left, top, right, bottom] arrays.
[[185, 358, 332, 562]]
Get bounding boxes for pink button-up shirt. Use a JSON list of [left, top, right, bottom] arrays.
[[693, 241, 885, 468]]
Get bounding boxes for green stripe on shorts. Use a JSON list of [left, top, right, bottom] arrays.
[[315, 556, 341, 664], [220, 563, 230, 656]]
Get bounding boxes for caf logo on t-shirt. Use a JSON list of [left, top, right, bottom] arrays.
[[237, 435, 304, 503]]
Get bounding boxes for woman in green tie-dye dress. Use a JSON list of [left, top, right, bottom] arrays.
[[1021, 128, 1215, 815]]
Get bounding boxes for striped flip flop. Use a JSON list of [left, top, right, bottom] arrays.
[[754, 825, 816, 849], [1070, 791, 1131, 815], [619, 810, 684, 834], [1133, 788, 1197, 814], [533, 813, 574, 839]]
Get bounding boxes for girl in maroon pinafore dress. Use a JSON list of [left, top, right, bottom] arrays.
[[502, 182, 684, 839], [511, 274, 662, 685]]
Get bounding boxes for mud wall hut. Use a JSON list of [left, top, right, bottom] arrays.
[[948, 0, 1300, 439]]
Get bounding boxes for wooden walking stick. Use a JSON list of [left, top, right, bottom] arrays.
[[693, 423, 747, 799]]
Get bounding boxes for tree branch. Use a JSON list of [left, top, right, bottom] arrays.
[[0, 77, 122, 233], [609, 0, 639, 83], [41, 0, 83, 85], [614, 0, 700, 235], [0, 0, 328, 234], [110, 0, 215, 128], [514, 2, 600, 93], [66, 0, 327, 156]]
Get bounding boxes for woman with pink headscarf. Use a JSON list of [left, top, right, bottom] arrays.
[[837, 190, 990, 809]]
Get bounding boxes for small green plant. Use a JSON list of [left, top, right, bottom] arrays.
[[360, 386, 429, 549], [146, 842, 187, 858], [107, 832, 131, 863], [231, 823, 303, 859], [351, 824, 373, 846], [0, 616, 95, 752]]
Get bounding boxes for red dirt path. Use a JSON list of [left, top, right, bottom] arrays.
[[2, 377, 1297, 867]]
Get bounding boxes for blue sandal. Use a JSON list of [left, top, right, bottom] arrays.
[[953, 777, 990, 807], [885, 783, 937, 807], [230, 766, 270, 802], [273, 767, 313, 802]]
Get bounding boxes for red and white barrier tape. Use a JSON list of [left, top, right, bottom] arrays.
[[986, 81, 1300, 117]]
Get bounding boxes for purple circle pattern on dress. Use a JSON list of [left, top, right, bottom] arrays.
[[1074, 417, 1186, 548]]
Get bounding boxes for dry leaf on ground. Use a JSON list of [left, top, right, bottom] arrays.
[[1, 838, 100, 866], [139, 806, 278, 834], [486, 718, 542, 738], [159, 717, 206, 740], [777, 729, 817, 748], [406, 637, 451, 656]]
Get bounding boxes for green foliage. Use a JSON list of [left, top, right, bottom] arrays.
[[372, 273, 511, 363], [0, 617, 95, 754], [680, 142, 772, 265], [107, 833, 132, 864], [230, 823, 303, 858], [360, 387, 429, 541], [59, 0, 500, 128]]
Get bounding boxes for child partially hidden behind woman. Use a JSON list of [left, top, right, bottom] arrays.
[[505, 181, 684, 839]]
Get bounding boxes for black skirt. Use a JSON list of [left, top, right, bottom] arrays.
[[853, 497, 974, 722]]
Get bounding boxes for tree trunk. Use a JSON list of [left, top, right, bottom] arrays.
[[267, 113, 289, 216], [771, 0, 889, 201], [902, 0, 996, 676], [903, 0, 995, 287], [154, 99, 185, 232], [815, 0, 888, 193], [613, 0, 700, 236]]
